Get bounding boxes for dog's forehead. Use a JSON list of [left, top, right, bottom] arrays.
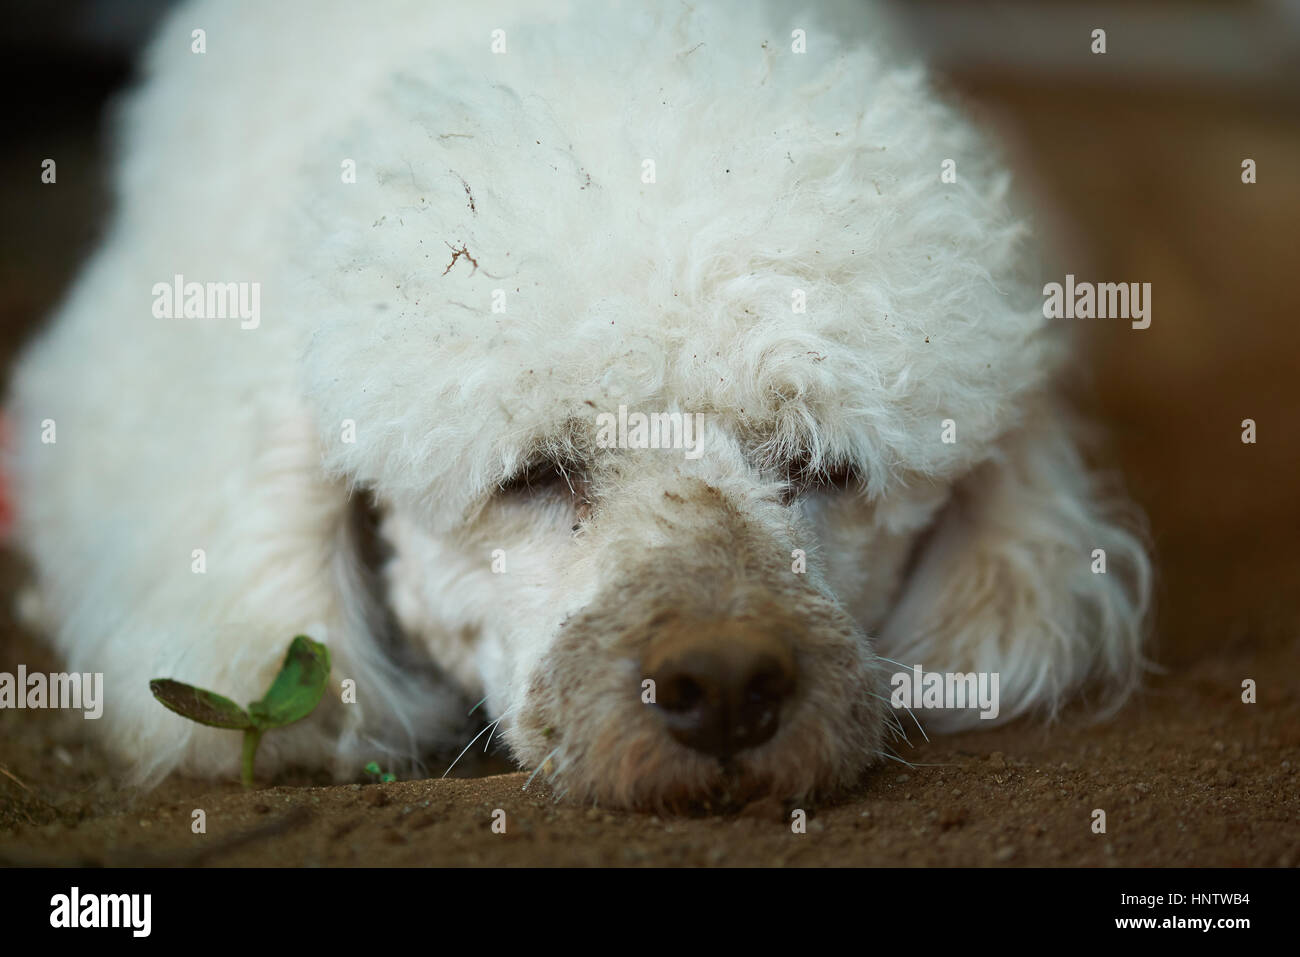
[[299, 12, 1053, 522]]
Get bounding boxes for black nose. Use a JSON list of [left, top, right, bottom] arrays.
[[643, 631, 796, 760]]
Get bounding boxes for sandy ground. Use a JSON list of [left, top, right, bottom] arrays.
[[1, 630, 1297, 866], [2, 51, 1298, 865]]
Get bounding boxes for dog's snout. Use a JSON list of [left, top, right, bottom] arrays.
[[643, 626, 796, 760]]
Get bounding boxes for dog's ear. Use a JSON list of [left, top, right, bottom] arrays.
[[877, 405, 1152, 730]]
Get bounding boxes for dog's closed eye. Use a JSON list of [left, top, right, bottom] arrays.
[[499, 459, 575, 494], [498, 457, 593, 523], [780, 458, 860, 506]]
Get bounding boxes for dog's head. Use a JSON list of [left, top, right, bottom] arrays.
[[298, 4, 1148, 808]]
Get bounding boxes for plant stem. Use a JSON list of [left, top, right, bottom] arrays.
[[241, 728, 263, 788]]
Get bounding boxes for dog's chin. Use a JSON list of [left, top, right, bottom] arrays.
[[506, 687, 888, 813]]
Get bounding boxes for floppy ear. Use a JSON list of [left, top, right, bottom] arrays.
[[877, 404, 1152, 730]]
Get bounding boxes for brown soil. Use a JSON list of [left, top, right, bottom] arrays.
[[1, 635, 1297, 866], [2, 53, 1298, 866]]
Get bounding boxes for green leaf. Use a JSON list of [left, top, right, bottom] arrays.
[[364, 761, 381, 777], [150, 679, 255, 730], [247, 635, 331, 730]]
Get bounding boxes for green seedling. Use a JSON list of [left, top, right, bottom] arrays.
[[364, 761, 396, 784], [149, 635, 331, 788]]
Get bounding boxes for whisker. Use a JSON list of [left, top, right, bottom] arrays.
[[867, 664, 932, 744], [900, 701, 929, 743], [483, 710, 511, 753], [523, 746, 561, 791], [873, 654, 917, 671], [442, 705, 517, 778], [874, 747, 952, 770], [875, 748, 916, 768], [865, 691, 910, 741], [866, 685, 929, 744]]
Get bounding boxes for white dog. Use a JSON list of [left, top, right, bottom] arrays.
[[5, 0, 1149, 808]]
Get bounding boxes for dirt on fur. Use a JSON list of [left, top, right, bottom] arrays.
[[2, 49, 1298, 866]]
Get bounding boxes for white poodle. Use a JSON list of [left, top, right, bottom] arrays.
[[5, 0, 1150, 808]]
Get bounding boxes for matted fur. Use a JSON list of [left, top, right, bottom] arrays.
[[5, 0, 1149, 806]]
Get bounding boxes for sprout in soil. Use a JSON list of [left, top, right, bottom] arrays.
[[364, 761, 397, 784], [149, 635, 331, 788]]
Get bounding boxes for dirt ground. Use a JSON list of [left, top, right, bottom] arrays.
[[2, 38, 1298, 866], [1, 631, 1296, 866]]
